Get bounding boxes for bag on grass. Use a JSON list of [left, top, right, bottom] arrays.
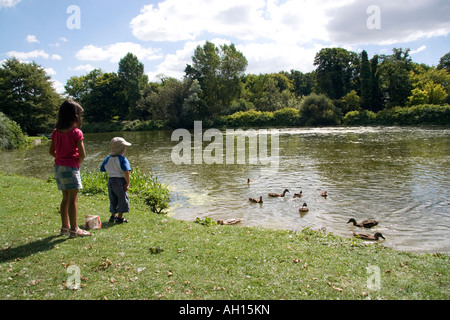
[[84, 215, 101, 230]]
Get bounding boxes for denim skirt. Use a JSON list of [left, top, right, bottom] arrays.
[[54, 165, 82, 190]]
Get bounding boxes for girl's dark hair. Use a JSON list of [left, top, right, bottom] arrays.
[[56, 100, 84, 130]]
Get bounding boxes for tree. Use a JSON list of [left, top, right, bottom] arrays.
[[340, 90, 361, 114], [407, 67, 448, 106], [360, 50, 371, 110], [82, 72, 124, 123], [370, 55, 384, 112], [378, 48, 413, 108], [313, 48, 360, 100], [136, 77, 198, 127], [185, 41, 247, 117], [186, 41, 221, 114], [287, 70, 315, 97], [219, 43, 248, 108], [0, 58, 60, 135], [437, 52, 450, 72], [65, 69, 125, 123], [299, 93, 341, 126], [118, 53, 148, 119]]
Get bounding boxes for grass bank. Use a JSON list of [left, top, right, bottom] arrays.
[[0, 172, 448, 300]]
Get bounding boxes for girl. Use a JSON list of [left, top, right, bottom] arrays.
[[49, 100, 90, 238]]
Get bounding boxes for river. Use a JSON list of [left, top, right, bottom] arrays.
[[1, 126, 449, 253]]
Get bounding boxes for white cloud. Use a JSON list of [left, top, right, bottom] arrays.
[[131, 0, 265, 42], [326, 0, 450, 45], [52, 80, 65, 94], [0, 0, 21, 9], [146, 38, 323, 82], [71, 64, 96, 73], [75, 42, 163, 63], [131, 0, 450, 47], [26, 35, 39, 43], [44, 67, 56, 76], [147, 40, 207, 81], [51, 54, 62, 61], [7, 50, 49, 60], [410, 45, 427, 55], [130, 0, 353, 45], [238, 42, 325, 75]]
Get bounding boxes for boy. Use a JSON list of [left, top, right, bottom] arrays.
[[101, 137, 132, 223]]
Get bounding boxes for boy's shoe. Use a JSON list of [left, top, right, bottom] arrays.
[[116, 217, 128, 224], [109, 215, 117, 222]]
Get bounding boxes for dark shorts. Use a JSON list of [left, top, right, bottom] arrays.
[[108, 177, 129, 214], [54, 165, 82, 190]]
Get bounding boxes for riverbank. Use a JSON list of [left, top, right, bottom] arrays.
[[0, 172, 448, 300]]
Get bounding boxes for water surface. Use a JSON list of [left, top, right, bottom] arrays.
[[1, 126, 449, 253]]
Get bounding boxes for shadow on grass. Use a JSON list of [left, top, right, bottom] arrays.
[[0, 235, 67, 263]]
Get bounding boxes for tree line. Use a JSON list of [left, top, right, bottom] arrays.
[[1, 42, 449, 137]]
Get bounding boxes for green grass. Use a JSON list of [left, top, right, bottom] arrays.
[[0, 172, 448, 300]]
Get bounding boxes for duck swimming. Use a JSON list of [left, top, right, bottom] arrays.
[[268, 189, 289, 197], [249, 196, 263, 203], [321, 191, 328, 197], [293, 191, 303, 198], [347, 218, 379, 228], [352, 232, 385, 241], [247, 178, 254, 183], [299, 202, 309, 212]]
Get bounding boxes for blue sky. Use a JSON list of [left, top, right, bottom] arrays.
[[1, 0, 449, 93]]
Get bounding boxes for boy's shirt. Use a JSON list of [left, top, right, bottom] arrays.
[[100, 155, 131, 178]]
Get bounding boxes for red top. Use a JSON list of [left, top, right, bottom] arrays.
[[51, 128, 84, 168]]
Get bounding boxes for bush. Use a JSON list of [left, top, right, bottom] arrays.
[[343, 110, 377, 125], [299, 93, 341, 126], [80, 167, 170, 214], [0, 112, 26, 150], [217, 109, 274, 127], [377, 104, 450, 125], [273, 108, 300, 126]]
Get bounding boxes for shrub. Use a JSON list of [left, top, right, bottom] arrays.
[[376, 104, 450, 125], [217, 109, 274, 127], [273, 108, 300, 126], [343, 110, 377, 125], [0, 112, 26, 150], [299, 93, 341, 126]]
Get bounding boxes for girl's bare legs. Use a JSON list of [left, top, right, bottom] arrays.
[[61, 189, 79, 231]]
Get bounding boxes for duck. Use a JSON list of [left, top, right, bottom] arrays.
[[299, 203, 309, 212], [352, 232, 385, 241], [347, 218, 379, 228], [293, 191, 303, 198], [217, 218, 243, 225], [248, 196, 263, 203], [247, 178, 254, 184], [268, 189, 289, 197], [321, 191, 328, 197]]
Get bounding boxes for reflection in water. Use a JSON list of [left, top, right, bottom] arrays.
[[1, 126, 449, 253]]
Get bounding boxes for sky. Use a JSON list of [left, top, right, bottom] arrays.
[[1, 0, 449, 94]]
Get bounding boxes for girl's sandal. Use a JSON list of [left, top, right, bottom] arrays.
[[60, 228, 70, 236], [69, 228, 91, 238]]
